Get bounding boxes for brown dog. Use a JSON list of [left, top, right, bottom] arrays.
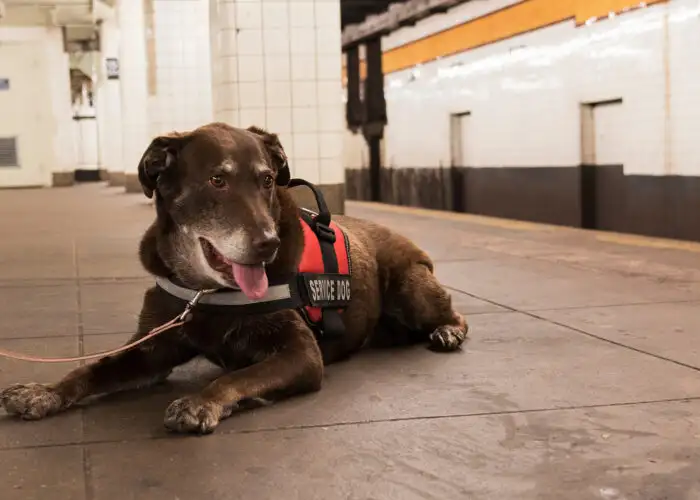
[[0, 123, 468, 434]]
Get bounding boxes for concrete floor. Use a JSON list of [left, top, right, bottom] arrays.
[[1, 183, 700, 500]]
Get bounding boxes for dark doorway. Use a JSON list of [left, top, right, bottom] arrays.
[[580, 98, 624, 230], [368, 136, 381, 202], [449, 111, 471, 212]]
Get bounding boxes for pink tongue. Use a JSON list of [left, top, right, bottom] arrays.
[[231, 263, 268, 300]]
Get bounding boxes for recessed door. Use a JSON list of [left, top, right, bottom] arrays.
[[580, 99, 624, 230], [449, 111, 471, 212]]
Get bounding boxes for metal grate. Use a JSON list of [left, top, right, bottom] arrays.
[[0, 137, 18, 167]]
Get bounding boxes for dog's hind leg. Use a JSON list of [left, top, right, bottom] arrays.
[[387, 260, 468, 352]]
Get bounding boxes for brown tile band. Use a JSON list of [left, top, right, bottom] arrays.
[[346, 166, 700, 243]]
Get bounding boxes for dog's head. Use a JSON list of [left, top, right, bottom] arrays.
[[138, 122, 291, 298]]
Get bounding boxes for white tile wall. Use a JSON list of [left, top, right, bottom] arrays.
[[96, 17, 123, 173], [46, 27, 77, 175], [237, 29, 264, 55], [290, 1, 315, 28], [291, 56, 317, 81], [262, 2, 288, 28], [375, 0, 700, 178], [344, 130, 368, 169], [263, 56, 291, 83], [668, 1, 700, 177], [239, 82, 266, 107], [238, 55, 264, 81], [119, 0, 150, 175], [149, 0, 213, 138], [236, 1, 262, 28], [593, 102, 626, 165], [266, 107, 292, 133], [209, 0, 344, 185], [266, 81, 292, 107]]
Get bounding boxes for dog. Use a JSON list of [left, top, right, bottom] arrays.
[[0, 122, 469, 435]]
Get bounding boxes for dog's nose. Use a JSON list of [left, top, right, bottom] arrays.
[[252, 234, 280, 260]]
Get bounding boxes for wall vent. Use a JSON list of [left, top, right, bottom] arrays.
[[0, 137, 18, 167]]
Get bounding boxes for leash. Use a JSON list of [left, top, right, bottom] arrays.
[[0, 179, 350, 364], [0, 290, 213, 364]]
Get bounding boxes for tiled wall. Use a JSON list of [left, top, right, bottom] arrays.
[[149, 0, 213, 137], [210, 0, 344, 185], [119, 0, 150, 177], [45, 27, 77, 176], [96, 16, 123, 175], [351, 0, 700, 178]]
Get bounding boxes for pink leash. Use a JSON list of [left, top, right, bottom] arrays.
[[0, 316, 184, 363], [0, 290, 209, 364]]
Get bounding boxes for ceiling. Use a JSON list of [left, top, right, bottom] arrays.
[[2, 0, 400, 32], [1, 0, 115, 27], [341, 0, 408, 28]]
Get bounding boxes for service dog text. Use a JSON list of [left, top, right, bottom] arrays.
[[308, 277, 351, 304]]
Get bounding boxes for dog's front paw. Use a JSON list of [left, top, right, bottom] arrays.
[[429, 323, 468, 352], [164, 396, 230, 435], [0, 383, 64, 420]]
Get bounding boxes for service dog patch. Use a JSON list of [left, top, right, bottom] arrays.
[[300, 273, 352, 307]]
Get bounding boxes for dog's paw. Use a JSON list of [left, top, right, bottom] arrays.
[[0, 383, 64, 420], [164, 396, 230, 435], [428, 323, 468, 352]]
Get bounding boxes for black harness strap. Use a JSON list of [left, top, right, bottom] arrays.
[[289, 179, 347, 339]]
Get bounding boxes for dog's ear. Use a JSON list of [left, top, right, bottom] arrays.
[[137, 132, 190, 198], [247, 126, 290, 186]]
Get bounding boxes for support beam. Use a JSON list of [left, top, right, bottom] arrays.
[[342, 0, 465, 48]]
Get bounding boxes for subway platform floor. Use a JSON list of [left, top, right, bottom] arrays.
[[1, 183, 700, 500]]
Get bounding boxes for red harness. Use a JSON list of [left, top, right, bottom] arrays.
[[297, 215, 351, 327]]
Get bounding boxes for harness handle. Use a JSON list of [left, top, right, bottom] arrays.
[[287, 178, 332, 227]]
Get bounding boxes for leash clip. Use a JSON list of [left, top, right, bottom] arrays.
[[178, 289, 216, 322]]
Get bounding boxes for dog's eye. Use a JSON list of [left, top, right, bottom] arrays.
[[262, 175, 274, 189], [209, 175, 227, 189]]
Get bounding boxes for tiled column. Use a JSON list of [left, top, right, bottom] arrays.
[[149, 0, 213, 137], [47, 27, 78, 187], [96, 16, 124, 186], [209, 0, 345, 213], [118, 0, 151, 193]]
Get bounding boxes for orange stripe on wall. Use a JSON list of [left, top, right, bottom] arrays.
[[342, 0, 667, 82], [575, 0, 666, 24], [382, 0, 573, 75]]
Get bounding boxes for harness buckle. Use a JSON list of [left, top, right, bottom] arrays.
[[314, 221, 336, 243]]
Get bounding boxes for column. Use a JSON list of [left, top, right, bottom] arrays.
[[209, 0, 345, 213], [46, 27, 78, 187], [118, 0, 151, 193], [150, 0, 213, 137], [96, 16, 124, 185]]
